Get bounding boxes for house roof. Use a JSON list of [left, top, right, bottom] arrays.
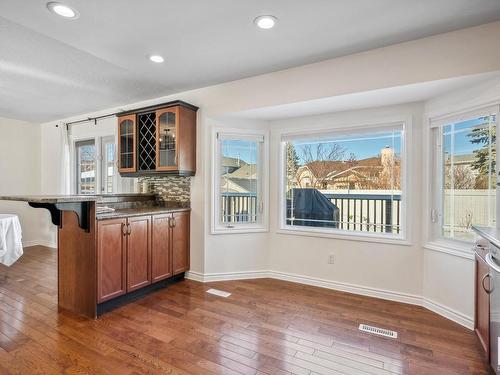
[[222, 156, 247, 168], [225, 164, 257, 179]]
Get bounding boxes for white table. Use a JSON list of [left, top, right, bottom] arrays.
[[0, 214, 23, 266]]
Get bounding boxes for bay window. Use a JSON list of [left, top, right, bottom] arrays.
[[429, 106, 498, 244]]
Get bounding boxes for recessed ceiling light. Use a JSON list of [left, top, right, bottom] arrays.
[[149, 55, 164, 63], [254, 15, 277, 30], [46, 2, 79, 19]]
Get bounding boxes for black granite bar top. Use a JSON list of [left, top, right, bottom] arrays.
[[0, 194, 156, 204], [96, 205, 190, 220], [472, 226, 500, 249]]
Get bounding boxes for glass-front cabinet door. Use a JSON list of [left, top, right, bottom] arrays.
[[118, 115, 136, 173], [156, 107, 179, 171]]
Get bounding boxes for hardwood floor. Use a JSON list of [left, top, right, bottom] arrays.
[[0, 246, 492, 374]]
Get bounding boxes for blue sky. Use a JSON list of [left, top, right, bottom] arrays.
[[443, 116, 495, 156], [221, 115, 495, 165]]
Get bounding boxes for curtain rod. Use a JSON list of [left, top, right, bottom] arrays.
[[56, 111, 123, 129]]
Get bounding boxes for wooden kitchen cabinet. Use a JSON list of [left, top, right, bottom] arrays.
[[172, 211, 190, 275], [126, 216, 151, 292], [118, 115, 136, 173], [117, 100, 197, 177], [97, 218, 127, 303], [152, 214, 172, 282], [475, 252, 490, 358], [97, 210, 190, 306]]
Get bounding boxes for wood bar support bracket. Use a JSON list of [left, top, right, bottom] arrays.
[[28, 201, 92, 232]]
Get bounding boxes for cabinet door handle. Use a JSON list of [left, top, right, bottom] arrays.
[[482, 274, 493, 294], [171, 218, 176, 228], [121, 223, 126, 236], [127, 223, 131, 235]]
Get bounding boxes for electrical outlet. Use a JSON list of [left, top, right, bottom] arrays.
[[328, 254, 335, 264]]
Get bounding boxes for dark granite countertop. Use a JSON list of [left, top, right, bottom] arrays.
[[0, 194, 156, 204], [96, 205, 190, 220], [472, 226, 500, 248]]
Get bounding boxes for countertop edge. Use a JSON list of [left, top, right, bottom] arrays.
[[96, 207, 191, 220], [472, 226, 500, 248]]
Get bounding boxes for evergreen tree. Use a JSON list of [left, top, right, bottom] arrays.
[[467, 118, 496, 177], [286, 142, 300, 181]]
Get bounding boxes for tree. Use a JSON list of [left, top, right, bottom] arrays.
[[286, 143, 300, 185], [444, 165, 476, 189], [299, 143, 346, 189], [468, 119, 496, 188]]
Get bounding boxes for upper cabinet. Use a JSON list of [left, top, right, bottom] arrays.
[[118, 115, 136, 173], [117, 101, 198, 176]]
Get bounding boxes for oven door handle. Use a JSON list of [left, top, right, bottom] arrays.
[[486, 253, 500, 274]]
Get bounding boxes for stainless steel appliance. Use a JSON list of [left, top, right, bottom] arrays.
[[485, 244, 500, 373]]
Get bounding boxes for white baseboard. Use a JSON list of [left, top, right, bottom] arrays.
[[186, 269, 473, 330], [185, 270, 269, 282], [269, 271, 423, 306], [23, 240, 57, 249], [422, 297, 474, 330]]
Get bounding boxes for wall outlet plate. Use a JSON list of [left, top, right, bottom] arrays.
[[328, 254, 335, 264]]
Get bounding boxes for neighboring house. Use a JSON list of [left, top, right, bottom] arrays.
[[221, 156, 247, 174], [294, 147, 401, 190], [221, 163, 257, 193]]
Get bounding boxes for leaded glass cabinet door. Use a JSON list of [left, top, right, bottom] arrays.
[[156, 107, 179, 171], [118, 115, 136, 173]]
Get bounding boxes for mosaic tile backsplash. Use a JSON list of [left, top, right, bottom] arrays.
[[138, 176, 191, 203]]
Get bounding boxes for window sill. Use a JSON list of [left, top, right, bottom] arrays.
[[423, 240, 475, 260], [276, 226, 411, 246], [211, 226, 269, 235]]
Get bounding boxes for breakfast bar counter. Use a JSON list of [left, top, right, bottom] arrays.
[[0, 194, 191, 318]]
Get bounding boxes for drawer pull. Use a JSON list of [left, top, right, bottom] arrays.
[[482, 274, 493, 294]]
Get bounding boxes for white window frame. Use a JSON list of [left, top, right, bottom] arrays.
[[425, 104, 500, 254], [211, 127, 269, 234], [71, 135, 119, 195], [276, 117, 411, 245]]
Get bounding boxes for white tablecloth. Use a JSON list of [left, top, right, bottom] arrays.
[[0, 214, 23, 266]]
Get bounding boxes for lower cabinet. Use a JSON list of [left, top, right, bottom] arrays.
[[475, 252, 490, 358], [151, 214, 172, 282], [97, 218, 127, 303], [127, 216, 151, 292], [97, 211, 190, 304], [172, 211, 190, 275]]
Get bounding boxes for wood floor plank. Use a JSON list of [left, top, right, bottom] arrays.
[[0, 246, 492, 374]]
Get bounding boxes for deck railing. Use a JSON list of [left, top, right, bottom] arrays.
[[221, 191, 402, 233], [322, 193, 401, 233]]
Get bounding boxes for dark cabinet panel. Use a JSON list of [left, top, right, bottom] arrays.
[[475, 253, 490, 358], [172, 211, 190, 275], [152, 214, 172, 282], [97, 218, 127, 303], [126, 216, 151, 292]]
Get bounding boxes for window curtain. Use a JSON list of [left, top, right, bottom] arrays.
[[58, 125, 71, 194]]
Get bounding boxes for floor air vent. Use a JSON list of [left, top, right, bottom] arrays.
[[358, 324, 398, 339], [206, 289, 231, 298]]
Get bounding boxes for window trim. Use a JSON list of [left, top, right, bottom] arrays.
[[276, 116, 412, 244], [211, 127, 269, 235], [425, 104, 500, 248]]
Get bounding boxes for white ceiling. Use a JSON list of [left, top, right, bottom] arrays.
[[228, 72, 500, 121], [2, 0, 500, 122]]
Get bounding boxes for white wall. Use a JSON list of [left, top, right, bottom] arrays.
[[35, 21, 500, 326], [0, 117, 53, 247]]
